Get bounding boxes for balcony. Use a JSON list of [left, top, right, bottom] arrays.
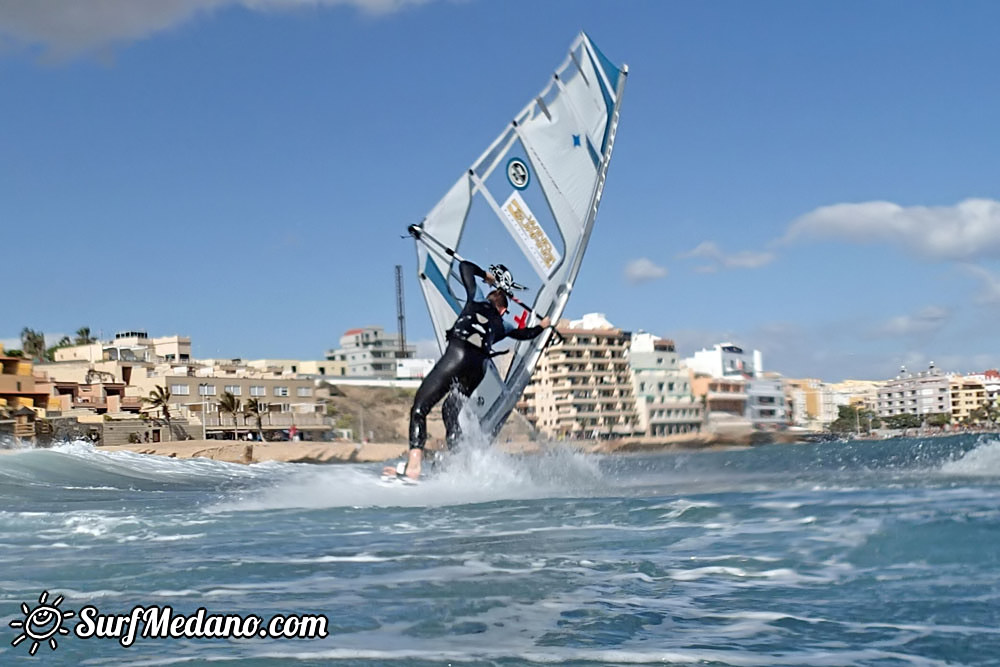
[[201, 413, 333, 429]]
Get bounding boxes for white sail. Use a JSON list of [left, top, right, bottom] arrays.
[[412, 32, 627, 436]]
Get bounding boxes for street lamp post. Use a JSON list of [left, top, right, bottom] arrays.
[[198, 383, 209, 440]]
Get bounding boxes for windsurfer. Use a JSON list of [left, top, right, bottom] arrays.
[[383, 259, 550, 480]]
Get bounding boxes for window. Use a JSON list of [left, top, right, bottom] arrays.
[[250, 386, 265, 397], [198, 384, 216, 396], [274, 386, 289, 397], [224, 385, 242, 396], [296, 387, 312, 397], [170, 384, 190, 395]]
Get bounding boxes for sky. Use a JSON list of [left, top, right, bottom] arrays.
[[2, 0, 1000, 381]]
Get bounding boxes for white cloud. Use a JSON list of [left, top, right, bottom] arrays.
[[784, 198, 1000, 261], [624, 258, 668, 284], [871, 306, 950, 338], [680, 241, 775, 272], [0, 0, 432, 57]]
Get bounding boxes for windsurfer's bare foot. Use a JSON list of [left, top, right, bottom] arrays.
[[382, 448, 423, 480], [404, 448, 422, 479]]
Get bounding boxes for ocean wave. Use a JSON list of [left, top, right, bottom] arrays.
[[939, 437, 1000, 476]]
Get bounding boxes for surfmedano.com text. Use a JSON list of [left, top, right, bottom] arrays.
[[75, 605, 329, 647]]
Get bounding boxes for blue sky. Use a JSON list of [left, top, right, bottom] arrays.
[[3, 0, 999, 381]]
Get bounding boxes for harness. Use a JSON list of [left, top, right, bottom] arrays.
[[446, 301, 502, 355]]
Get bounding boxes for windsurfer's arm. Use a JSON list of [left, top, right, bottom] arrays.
[[503, 317, 551, 340], [458, 260, 494, 302]]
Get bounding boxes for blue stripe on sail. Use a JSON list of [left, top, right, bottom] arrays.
[[584, 32, 620, 93], [584, 43, 615, 155], [585, 136, 601, 170], [424, 257, 461, 315]]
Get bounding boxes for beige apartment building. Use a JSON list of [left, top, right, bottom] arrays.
[[949, 372, 1000, 423], [690, 374, 752, 433], [518, 313, 639, 439], [784, 378, 837, 429], [950, 376, 986, 422], [246, 359, 348, 377], [55, 331, 191, 364], [132, 369, 329, 437]]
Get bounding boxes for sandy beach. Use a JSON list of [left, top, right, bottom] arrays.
[[95, 431, 773, 465]]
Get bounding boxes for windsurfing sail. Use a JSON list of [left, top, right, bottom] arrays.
[[411, 31, 627, 436]]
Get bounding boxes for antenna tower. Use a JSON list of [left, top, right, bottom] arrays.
[[395, 265, 406, 358]]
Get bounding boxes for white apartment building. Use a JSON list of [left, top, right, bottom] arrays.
[[396, 358, 436, 379], [629, 333, 702, 436], [326, 326, 415, 378], [876, 364, 952, 418], [747, 372, 787, 428], [519, 313, 639, 439]]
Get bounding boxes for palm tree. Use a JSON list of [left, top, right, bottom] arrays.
[[75, 327, 97, 345], [217, 391, 242, 440], [142, 385, 173, 438], [243, 399, 266, 442], [20, 327, 45, 361]]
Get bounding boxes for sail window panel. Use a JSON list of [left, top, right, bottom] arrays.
[[472, 128, 518, 183]]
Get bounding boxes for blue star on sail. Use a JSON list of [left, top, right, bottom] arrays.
[[572, 134, 581, 147]]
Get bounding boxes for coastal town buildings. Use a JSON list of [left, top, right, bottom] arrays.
[[0, 348, 50, 413], [326, 326, 415, 378], [684, 343, 788, 429], [628, 333, 702, 436], [518, 313, 639, 439]]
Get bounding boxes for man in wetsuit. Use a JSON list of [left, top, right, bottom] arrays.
[[384, 260, 550, 480]]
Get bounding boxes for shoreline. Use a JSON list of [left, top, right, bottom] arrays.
[[94, 433, 769, 465], [8, 428, 993, 465]]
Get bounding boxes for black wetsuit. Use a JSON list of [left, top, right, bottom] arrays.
[[409, 260, 546, 450]]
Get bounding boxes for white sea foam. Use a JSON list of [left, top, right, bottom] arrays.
[[214, 406, 605, 511], [939, 438, 1000, 476]]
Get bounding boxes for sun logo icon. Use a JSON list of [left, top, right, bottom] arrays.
[[9, 591, 75, 656]]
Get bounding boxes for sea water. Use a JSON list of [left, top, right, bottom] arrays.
[[0, 432, 998, 666]]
